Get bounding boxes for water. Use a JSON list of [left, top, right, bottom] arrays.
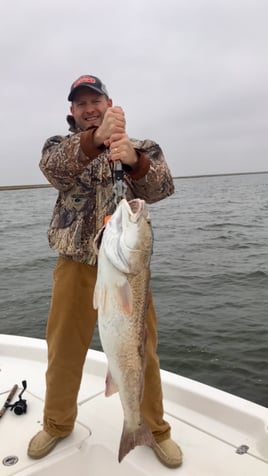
[[1, 174, 268, 407]]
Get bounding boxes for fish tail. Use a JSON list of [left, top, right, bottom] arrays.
[[118, 419, 155, 463]]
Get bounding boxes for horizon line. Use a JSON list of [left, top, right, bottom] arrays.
[[0, 170, 267, 191]]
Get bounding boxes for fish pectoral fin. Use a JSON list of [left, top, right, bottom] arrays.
[[105, 369, 119, 397], [94, 280, 132, 314], [93, 285, 99, 310], [115, 281, 133, 315], [93, 284, 108, 313]]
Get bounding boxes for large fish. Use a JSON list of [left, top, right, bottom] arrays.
[[93, 198, 155, 462]]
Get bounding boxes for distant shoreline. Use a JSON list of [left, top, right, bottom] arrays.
[[0, 171, 267, 191]]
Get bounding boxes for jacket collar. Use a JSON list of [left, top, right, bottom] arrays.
[[66, 115, 79, 133], [66, 115, 97, 135]]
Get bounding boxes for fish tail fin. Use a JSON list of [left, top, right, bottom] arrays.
[[118, 419, 155, 463]]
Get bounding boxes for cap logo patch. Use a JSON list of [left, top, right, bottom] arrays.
[[73, 76, 96, 88]]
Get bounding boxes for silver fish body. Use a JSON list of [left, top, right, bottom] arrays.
[[93, 198, 155, 462]]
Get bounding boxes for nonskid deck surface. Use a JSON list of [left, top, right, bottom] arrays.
[[0, 334, 267, 475]]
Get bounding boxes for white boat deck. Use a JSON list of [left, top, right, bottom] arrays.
[[0, 334, 267, 475]]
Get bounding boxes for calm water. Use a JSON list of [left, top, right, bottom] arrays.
[[1, 174, 268, 407]]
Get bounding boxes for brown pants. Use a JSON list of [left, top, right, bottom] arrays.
[[43, 256, 171, 443]]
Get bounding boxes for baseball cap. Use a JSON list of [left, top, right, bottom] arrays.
[[68, 75, 109, 101]]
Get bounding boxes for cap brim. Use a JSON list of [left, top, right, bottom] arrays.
[[68, 84, 105, 101]]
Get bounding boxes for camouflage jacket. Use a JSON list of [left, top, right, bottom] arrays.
[[40, 121, 174, 265]]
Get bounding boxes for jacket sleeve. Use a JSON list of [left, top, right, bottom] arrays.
[[124, 139, 175, 204], [39, 129, 105, 190]]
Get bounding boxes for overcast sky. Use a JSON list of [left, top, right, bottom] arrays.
[[1, 0, 267, 185]]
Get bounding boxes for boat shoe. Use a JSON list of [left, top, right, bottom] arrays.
[[153, 438, 183, 468], [27, 430, 66, 459]]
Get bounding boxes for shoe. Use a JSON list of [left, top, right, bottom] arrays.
[[153, 438, 183, 468], [27, 430, 65, 459]]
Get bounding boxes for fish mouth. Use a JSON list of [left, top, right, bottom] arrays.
[[127, 199, 150, 223], [128, 199, 142, 214]]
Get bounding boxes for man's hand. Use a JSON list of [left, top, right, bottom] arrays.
[[109, 133, 139, 169], [94, 107, 125, 146]]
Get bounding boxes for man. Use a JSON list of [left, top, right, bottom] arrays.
[[27, 75, 182, 468]]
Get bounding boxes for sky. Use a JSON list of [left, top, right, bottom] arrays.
[[1, 0, 267, 185]]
